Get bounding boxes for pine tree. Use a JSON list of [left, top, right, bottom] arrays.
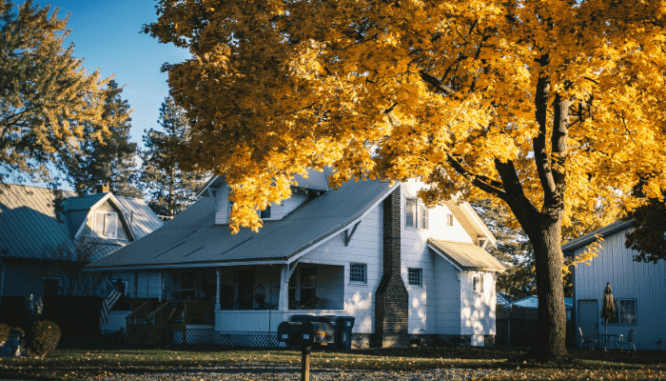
[[63, 80, 140, 197], [140, 96, 207, 217]]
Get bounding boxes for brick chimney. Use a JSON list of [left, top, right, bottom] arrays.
[[374, 186, 409, 348], [93, 183, 110, 194]]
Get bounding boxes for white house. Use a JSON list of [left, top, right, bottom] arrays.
[[88, 171, 504, 348], [562, 221, 666, 351]]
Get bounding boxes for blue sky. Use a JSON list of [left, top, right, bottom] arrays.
[[32, 0, 191, 146]]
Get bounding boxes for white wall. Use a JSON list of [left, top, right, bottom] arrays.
[[301, 201, 383, 334], [400, 180, 477, 335], [573, 228, 666, 351], [459, 270, 496, 337]]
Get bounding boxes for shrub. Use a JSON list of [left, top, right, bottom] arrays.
[[0, 323, 9, 343], [25, 321, 61, 357]]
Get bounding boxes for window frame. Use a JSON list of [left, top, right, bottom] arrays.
[[94, 211, 118, 239], [473, 274, 484, 293], [408, 268, 423, 287], [420, 204, 429, 229], [608, 299, 637, 325], [260, 205, 271, 219], [349, 263, 367, 284], [405, 198, 418, 228], [446, 213, 454, 226]]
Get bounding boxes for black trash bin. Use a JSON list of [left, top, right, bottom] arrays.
[[338, 316, 355, 350], [319, 316, 341, 350]]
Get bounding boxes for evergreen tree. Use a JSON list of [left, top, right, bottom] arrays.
[[141, 96, 207, 217], [63, 80, 140, 197], [0, 0, 117, 187]]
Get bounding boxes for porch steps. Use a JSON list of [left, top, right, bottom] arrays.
[[125, 301, 173, 345]]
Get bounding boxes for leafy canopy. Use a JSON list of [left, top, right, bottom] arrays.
[[147, 0, 666, 233], [0, 0, 118, 185]]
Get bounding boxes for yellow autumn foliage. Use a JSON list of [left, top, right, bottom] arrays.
[[147, 0, 666, 235]]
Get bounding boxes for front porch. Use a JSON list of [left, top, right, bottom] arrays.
[[111, 262, 349, 345]]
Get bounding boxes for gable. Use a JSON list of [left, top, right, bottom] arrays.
[[78, 200, 132, 241]]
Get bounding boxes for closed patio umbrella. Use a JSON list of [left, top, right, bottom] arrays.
[[601, 282, 615, 337]]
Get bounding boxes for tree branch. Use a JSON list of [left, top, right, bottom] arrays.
[[446, 154, 507, 200], [532, 58, 559, 206], [419, 70, 454, 95]]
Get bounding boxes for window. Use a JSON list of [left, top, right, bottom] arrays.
[[350, 263, 367, 283], [473, 275, 484, 293], [609, 299, 637, 325], [300, 268, 316, 306], [406, 198, 417, 228], [261, 205, 271, 219], [94, 212, 118, 238], [408, 268, 422, 286], [420, 205, 429, 229], [228, 201, 234, 219], [42, 278, 60, 296], [446, 213, 454, 226]]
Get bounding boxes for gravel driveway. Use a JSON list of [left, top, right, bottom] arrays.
[[83, 362, 508, 381]]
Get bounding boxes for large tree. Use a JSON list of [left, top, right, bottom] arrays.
[[0, 0, 117, 186], [146, 0, 666, 359], [140, 96, 207, 217], [63, 80, 140, 197]]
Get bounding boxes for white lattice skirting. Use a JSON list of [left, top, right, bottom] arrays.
[[213, 332, 284, 348], [171, 325, 215, 345]]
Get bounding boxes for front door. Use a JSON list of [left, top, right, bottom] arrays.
[[237, 270, 254, 309], [578, 299, 598, 344]]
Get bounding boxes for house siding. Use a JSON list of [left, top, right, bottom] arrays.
[[573, 227, 666, 351], [301, 200, 383, 334], [2, 262, 44, 297]]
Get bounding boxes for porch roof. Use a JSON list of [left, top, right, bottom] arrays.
[[87, 179, 395, 270], [428, 239, 506, 272]]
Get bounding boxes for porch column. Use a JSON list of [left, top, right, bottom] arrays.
[[215, 268, 221, 310], [158, 271, 164, 302], [278, 265, 288, 311]]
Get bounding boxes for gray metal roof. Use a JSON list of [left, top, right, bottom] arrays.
[[0, 184, 162, 261], [115, 197, 163, 240], [87, 180, 395, 270], [66, 193, 106, 211], [428, 239, 506, 272], [561, 220, 632, 256], [0, 185, 76, 260]]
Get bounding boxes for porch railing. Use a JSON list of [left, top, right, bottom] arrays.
[[171, 300, 215, 326]]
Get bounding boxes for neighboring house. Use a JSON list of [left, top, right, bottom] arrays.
[[0, 183, 162, 301], [496, 292, 513, 306], [88, 172, 504, 348], [562, 220, 666, 351], [504, 295, 573, 321]]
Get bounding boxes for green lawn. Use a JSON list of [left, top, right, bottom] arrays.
[[0, 344, 664, 380]]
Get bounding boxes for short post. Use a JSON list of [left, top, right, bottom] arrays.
[[301, 344, 311, 381]]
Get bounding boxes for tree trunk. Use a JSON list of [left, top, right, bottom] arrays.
[[526, 214, 568, 359]]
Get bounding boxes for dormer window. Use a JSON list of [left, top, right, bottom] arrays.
[[95, 211, 118, 239], [261, 205, 271, 219]]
